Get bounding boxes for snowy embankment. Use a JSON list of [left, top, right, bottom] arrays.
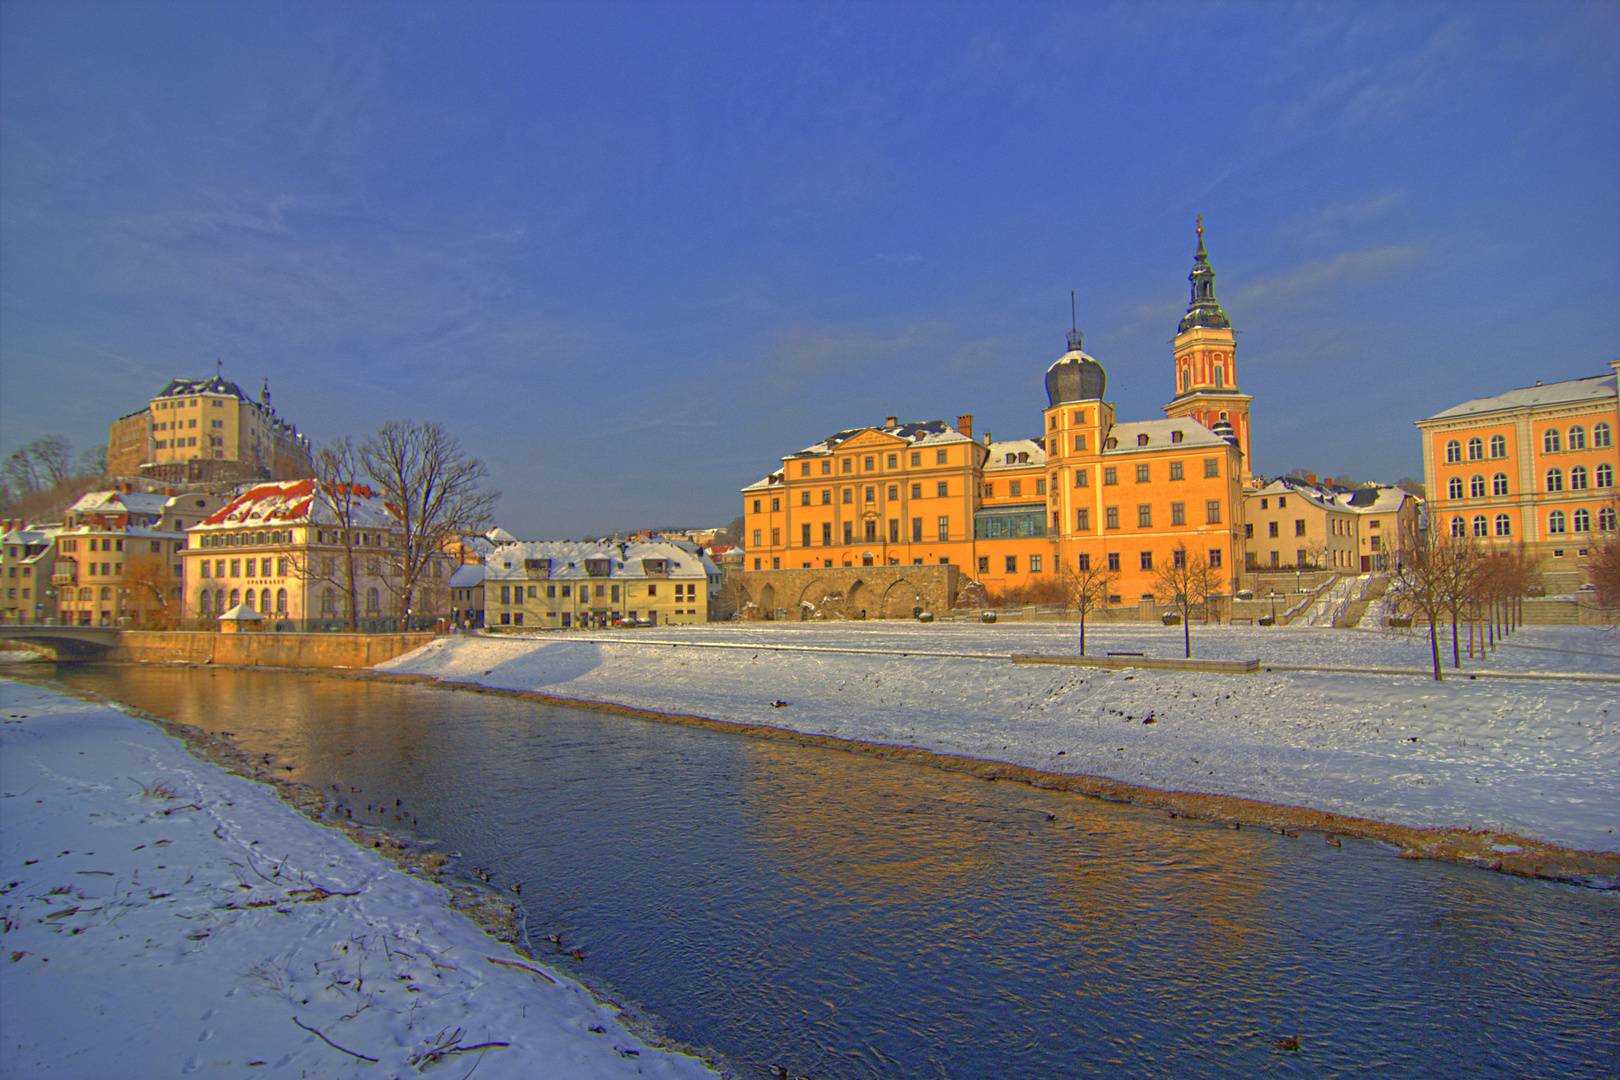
[[0, 681, 721, 1080], [381, 622, 1620, 856]]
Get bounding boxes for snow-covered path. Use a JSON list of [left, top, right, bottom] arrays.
[[381, 622, 1620, 855], [0, 680, 721, 1080]]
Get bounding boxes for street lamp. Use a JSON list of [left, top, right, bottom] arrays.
[[1269, 589, 1280, 624]]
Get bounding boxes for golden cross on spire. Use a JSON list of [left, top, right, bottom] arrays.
[[1196, 214, 1203, 236]]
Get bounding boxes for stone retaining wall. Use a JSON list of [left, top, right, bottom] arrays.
[[110, 630, 436, 668]]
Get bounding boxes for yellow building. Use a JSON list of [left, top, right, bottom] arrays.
[[739, 226, 1251, 614], [2, 521, 59, 624], [1417, 363, 1618, 590], [1243, 479, 1420, 572], [47, 490, 220, 628], [107, 371, 313, 485], [483, 539, 717, 629]]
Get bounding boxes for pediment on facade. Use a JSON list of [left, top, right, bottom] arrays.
[[838, 430, 906, 451]]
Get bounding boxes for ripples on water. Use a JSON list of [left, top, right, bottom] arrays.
[[40, 665, 1620, 1080]]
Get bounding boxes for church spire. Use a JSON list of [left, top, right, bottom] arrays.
[[1178, 216, 1231, 334]]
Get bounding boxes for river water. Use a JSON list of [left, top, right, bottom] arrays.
[[37, 664, 1620, 1080]]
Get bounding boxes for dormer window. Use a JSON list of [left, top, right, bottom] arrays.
[[1137, 433, 1149, 447], [1171, 430, 1184, 444], [1105, 438, 1118, 449]]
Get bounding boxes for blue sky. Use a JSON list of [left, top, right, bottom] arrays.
[[3, 1, 1616, 538]]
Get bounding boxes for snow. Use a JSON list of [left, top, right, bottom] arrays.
[[381, 621, 1620, 854], [0, 681, 722, 1079]]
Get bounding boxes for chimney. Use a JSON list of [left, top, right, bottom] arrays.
[[1305, 472, 1318, 486], [957, 414, 973, 438], [984, 431, 992, 445], [885, 415, 898, 428]]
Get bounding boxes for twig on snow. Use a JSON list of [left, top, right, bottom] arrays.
[[291, 1016, 378, 1063], [485, 956, 555, 983]]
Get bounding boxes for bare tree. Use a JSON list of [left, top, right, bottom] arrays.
[[1385, 528, 1480, 681], [361, 421, 498, 626], [123, 553, 177, 629], [1059, 553, 1119, 657], [76, 445, 108, 479], [1152, 544, 1223, 658], [305, 439, 365, 631]]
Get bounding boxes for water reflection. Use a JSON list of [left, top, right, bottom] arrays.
[[38, 665, 1620, 1080]]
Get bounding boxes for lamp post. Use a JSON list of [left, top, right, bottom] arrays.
[[1269, 589, 1279, 624]]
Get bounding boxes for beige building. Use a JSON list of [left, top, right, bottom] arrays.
[[2, 521, 59, 624], [181, 479, 451, 631], [1243, 479, 1420, 573], [484, 539, 718, 630], [46, 490, 221, 628], [107, 372, 313, 485]]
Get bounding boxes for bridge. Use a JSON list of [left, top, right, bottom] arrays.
[[0, 625, 120, 659]]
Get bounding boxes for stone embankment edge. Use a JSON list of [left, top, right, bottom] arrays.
[[389, 671, 1617, 889]]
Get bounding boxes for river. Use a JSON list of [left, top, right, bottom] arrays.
[[37, 664, 1620, 1080]]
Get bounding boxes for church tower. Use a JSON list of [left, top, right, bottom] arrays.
[[1163, 218, 1253, 486]]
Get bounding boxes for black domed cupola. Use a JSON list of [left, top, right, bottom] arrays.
[[1046, 325, 1107, 406], [1178, 216, 1231, 334]]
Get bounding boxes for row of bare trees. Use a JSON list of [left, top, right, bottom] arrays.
[[1385, 533, 1546, 681], [1053, 544, 1226, 659]]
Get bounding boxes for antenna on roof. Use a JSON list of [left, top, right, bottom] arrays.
[[1067, 290, 1083, 353]]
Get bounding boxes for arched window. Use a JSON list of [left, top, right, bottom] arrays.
[[276, 588, 288, 614], [1547, 510, 1566, 535], [1467, 437, 1483, 460], [1570, 466, 1589, 490], [1594, 422, 1613, 448], [1600, 506, 1618, 531], [1572, 508, 1591, 533], [1568, 426, 1586, 450], [1495, 513, 1511, 537], [100, 587, 111, 601], [1490, 434, 1507, 458], [1546, 468, 1564, 492], [321, 589, 336, 614], [1472, 515, 1488, 537], [1445, 439, 1462, 463], [1447, 476, 1464, 499], [365, 587, 380, 613], [228, 588, 240, 609], [1214, 365, 1225, 387], [243, 589, 255, 612], [78, 587, 91, 601], [1492, 473, 1509, 496], [1450, 516, 1467, 538], [199, 589, 210, 614], [1469, 475, 1485, 498], [254, 532, 265, 545], [1598, 463, 1614, 488], [1544, 428, 1561, 453]]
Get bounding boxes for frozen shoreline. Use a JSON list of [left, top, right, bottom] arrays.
[[0, 679, 723, 1079], [379, 622, 1620, 864]]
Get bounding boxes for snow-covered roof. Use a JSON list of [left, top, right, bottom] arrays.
[[742, 471, 785, 493], [983, 439, 1047, 472], [483, 540, 711, 582], [448, 564, 486, 588], [193, 480, 400, 531], [217, 603, 265, 621], [1100, 419, 1229, 455], [2, 526, 59, 545], [1421, 373, 1617, 422], [484, 527, 517, 544], [68, 490, 170, 518], [1329, 486, 1413, 515], [785, 419, 976, 461]]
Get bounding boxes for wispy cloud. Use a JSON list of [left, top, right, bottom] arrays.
[[1232, 241, 1432, 313]]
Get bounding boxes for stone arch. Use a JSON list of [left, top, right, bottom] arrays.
[[845, 579, 868, 619], [796, 578, 847, 620], [880, 578, 924, 619], [758, 583, 777, 619]]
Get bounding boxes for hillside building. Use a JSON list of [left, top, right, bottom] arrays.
[[106, 371, 313, 486], [483, 539, 718, 629]]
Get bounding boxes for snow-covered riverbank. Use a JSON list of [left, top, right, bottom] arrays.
[[0, 680, 722, 1079], [381, 622, 1620, 857]]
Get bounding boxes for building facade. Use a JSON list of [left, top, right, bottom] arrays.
[[107, 372, 313, 485], [738, 226, 1251, 615], [483, 539, 717, 629], [1243, 479, 1420, 572], [1, 522, 59, 624], [1417, 363, 1618, 590], [180, 479, 450, 631], [45, 490, 220, 628]]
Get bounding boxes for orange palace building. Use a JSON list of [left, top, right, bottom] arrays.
[[739, 226, 1251, 615]]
